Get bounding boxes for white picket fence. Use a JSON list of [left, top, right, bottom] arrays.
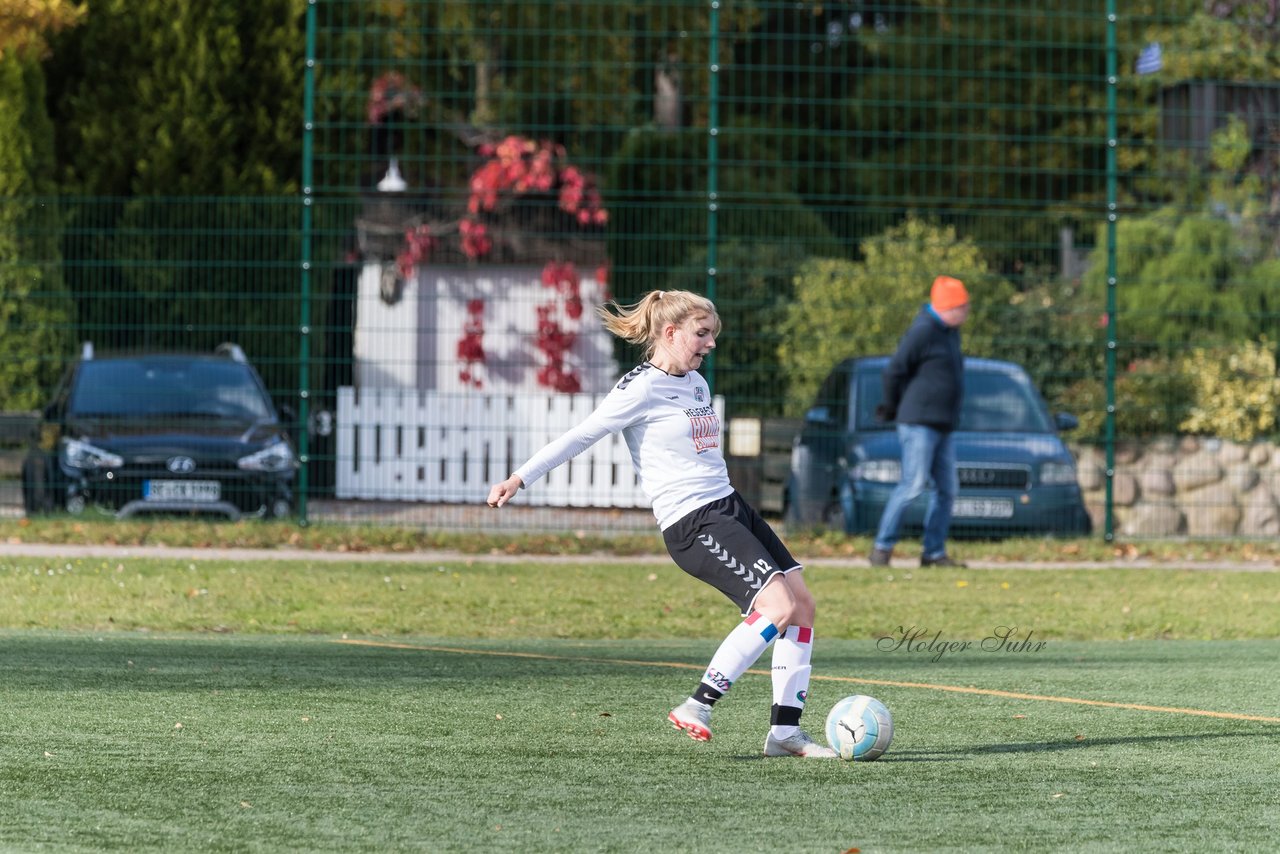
[[334, 387, 724, 508]]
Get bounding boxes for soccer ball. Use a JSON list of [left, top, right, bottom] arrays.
[[825, 694, 893, 761]]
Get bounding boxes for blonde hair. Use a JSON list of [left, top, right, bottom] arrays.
[[597, 290, 722, 359]]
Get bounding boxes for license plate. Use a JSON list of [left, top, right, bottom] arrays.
[[952, 497, 1014, 519], [144, 480, 221, 502]]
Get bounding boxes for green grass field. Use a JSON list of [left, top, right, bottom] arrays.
[[1, 549, 1277, 852]]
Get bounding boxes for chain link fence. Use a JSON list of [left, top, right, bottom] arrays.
[[5, 2, 1279, 538]]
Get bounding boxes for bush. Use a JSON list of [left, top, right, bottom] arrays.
[[991, 279, 1106, 412], [1082, 212, 1264, 347], [1057, 357, 1196, 440], [780, 217, 1012, 413], [1178, 339, 1280, 441]]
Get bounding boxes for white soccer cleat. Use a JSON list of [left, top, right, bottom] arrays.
[[763, 729, 838, 758], [668, 699, 713, 742]]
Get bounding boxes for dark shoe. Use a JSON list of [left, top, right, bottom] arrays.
[[869, 548, 892, 567], [920, 554, 967, 568]]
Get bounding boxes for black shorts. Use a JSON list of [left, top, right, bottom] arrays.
[[662, 491, 802, 616]]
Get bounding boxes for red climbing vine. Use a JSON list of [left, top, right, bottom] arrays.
[[456, 299, 486, 389]]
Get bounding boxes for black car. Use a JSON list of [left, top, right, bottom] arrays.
[[22, 344, 298, 520], [785, 356, 1091, 537]]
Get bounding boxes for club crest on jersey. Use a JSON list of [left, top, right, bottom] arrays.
[[694, 385, 706, 403]]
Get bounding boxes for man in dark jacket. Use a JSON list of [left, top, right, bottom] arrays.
[[869, 275, 970, 568]]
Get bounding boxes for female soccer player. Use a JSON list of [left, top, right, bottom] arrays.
[[486, 290, 835, 758]]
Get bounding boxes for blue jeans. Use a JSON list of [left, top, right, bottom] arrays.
[[873, 424, 958, 559]]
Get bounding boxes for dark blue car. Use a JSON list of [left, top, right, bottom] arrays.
[[785, 356, 1091, 537]]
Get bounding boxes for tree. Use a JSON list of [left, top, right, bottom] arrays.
[[309, 2, 768, 194], [1083, 118, 1275, 350], [828, 4, 1118, 279], [35, 1, 309, 396], [43, 0, 305, 195], [0, 46, 74, 409], [0, 0, 83, 55]]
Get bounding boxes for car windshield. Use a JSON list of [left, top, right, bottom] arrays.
[[855, 367, 1053, 433], [69, 358, 275, 421]]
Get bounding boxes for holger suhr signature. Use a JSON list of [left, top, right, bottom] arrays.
[[877, 625, 1047, 663]]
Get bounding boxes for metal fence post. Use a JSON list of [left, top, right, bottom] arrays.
[[704, 0, 721, 396], [298, 0, 319, 526], [1103, 0, 1118, 542]]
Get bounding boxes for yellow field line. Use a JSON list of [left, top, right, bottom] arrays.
[[334, 638, 1280, 725]]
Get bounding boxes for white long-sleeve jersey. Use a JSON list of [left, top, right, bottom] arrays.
[[513, 363, 733, 530]]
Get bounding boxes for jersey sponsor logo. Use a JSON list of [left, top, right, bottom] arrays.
[[616, 363, 650, 390], [684, 405, 719, 453], [689, 413, 718, 453]]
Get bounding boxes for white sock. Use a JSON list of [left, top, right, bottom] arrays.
[[692, 611, 778, 705], [769, 625, 814, 739]]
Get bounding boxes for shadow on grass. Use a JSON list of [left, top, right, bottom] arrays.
[[893, 727, 1280, 761], [0, 632, 700, 692]]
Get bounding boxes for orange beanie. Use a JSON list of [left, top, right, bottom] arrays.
[[930, 275, 969, 311]]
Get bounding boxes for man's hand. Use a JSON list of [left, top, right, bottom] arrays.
[[486, 475, 524, 508]]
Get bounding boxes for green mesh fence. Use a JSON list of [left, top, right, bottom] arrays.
[[4, 1, 1279, 539]]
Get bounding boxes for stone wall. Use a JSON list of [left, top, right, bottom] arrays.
[[1071, 437, 1280, 537]]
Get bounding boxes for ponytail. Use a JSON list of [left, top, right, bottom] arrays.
[[597, 290, 721, 359]]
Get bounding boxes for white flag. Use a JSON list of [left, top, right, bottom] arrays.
[[1136, 42, 1163, 75]]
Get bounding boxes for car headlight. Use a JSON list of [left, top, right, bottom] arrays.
[[238, 439, 297, 472], [853, 459, 901, 483], [1041, 461, 1078, 485], [61, 438, 123, 470]]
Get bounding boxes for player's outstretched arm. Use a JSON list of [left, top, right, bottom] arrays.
[[486, 383, 638, 509], [487, 475, 524, 508]]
